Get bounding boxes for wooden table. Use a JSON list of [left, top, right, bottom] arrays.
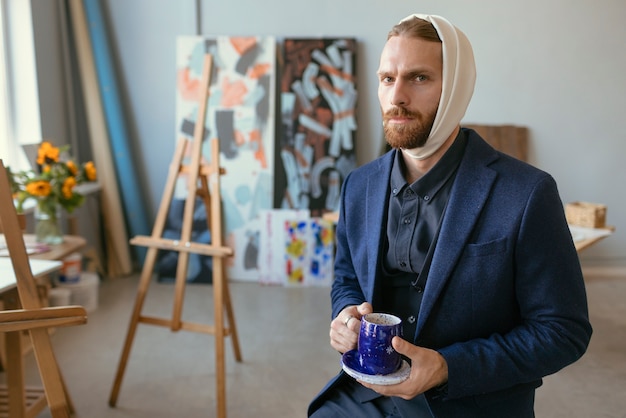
[[20, 235, 87, 262], [1, 235, 87, 303], [0, 259, 63, 292], [570, 225, 614, 253]]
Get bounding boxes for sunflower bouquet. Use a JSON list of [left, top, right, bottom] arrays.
[[7, 141, 97, 243]]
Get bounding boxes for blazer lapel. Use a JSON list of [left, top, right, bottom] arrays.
[[416, 138, 498, 334], [364, 152, 394, 303]]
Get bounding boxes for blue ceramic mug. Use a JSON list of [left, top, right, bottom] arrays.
[[357, 313, 402, 375]]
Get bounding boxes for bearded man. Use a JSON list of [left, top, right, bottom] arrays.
[[308, 14, 591, 418]]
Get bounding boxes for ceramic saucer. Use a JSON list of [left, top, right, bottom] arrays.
[[341, 349, 410, 385]]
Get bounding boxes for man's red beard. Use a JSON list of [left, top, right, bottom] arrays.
[[383, 107, 437, 150]]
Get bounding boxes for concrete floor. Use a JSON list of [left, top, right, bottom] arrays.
[[11, 271, 626, 417]]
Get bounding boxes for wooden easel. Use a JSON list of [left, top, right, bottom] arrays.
[[0, 159, 88, 418], [108, 54, 242, 418]]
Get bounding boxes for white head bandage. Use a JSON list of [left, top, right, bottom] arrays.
[[399, 14, 476, 160]]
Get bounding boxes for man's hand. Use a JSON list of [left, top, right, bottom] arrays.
[[329, 302, 372, 353], [359, 336, 448, 400]]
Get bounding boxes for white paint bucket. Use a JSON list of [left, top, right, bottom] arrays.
[[59, 252, 82, 283], [48, 287, 72, 307], [55, 272, 99, 312]]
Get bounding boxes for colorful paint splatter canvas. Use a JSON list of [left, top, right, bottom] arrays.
[[175, 36, 276, 281], [258, 209, 334, 286], [277, 38, 358, 217], [258, 209, 310, 285], [284, 216, 334, 286], [306, 217, 335, 285]]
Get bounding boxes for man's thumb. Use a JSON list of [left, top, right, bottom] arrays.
[[392, 336, 409, 354], [357, 302, 373, 315]]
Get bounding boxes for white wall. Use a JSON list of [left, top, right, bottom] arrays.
[[39, 0, 626, 269]]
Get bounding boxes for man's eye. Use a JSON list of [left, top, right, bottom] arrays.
[[415, 75, 427, 82], [382, 76, 393, 83]]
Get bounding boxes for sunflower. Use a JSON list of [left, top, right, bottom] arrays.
[[8, 141, 97, 215]]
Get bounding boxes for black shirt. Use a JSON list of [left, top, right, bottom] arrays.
[[380, 130, 466, 340]]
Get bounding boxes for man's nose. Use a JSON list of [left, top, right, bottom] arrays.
[[390, 82, 409, 107]]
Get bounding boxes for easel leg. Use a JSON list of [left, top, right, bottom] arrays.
[[30, 328, 72, 417], [214, 257, 226, 418], [198, 175, 242, 363], [5, 290, 26, 418], [60, 373, 76, 414], [172, 251, 190, 330], [223, 270, 242, 362], [108, 246, 159, 406]]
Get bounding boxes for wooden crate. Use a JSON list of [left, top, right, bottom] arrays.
[[565, 202, 607, 228]]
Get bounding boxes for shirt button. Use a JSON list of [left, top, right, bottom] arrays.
[[393, 188, 398, 194], [403, 218, 411, 224], [413, 285, 423, 293], [423, 195, 430, 201], [400, 261, 407, 268], [408, 315, 416, 324]]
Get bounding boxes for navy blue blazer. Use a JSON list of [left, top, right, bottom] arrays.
[[309, 129, 592, 417]]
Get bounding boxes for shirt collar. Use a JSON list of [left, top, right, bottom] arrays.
[[390, 129, 467, 199]]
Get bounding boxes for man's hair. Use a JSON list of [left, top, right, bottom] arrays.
[[387, 16, 441, 43]]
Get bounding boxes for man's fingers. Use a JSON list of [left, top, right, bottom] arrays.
[[330, 317, 358, 353]]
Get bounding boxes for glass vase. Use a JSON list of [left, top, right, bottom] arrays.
[[34, 203, 64, 245]]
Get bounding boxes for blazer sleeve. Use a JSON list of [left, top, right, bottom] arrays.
[[438, 173, 592, 400], [329, 169, 368, 319]]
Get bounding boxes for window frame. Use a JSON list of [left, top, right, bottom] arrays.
[[0, 0, 42, 172]]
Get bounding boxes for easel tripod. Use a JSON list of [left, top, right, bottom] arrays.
[[108, 54, 242, 418]]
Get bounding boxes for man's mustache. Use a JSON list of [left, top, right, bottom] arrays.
[[384, 107, 420, 119]]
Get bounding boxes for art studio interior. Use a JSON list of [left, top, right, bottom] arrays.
[[0, 1, 624, 417]]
